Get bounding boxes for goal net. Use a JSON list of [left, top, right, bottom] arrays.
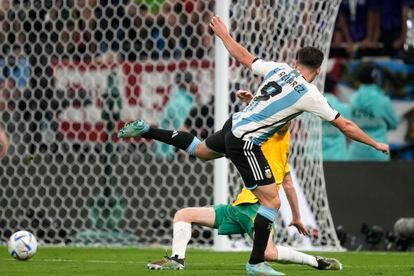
[[228, 0, 342, 249], [0, 0, 341, 249]]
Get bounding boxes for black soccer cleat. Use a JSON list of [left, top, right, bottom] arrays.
[[147, 255, 185, 270], [316, 256, 343, 270]]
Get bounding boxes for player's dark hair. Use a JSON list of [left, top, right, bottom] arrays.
[[296, 46, 324, 69], [357, 62, 377, 84]]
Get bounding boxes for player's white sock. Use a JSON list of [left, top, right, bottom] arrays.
[[276, 245, 318, 267], [171, 221, 192, 259]]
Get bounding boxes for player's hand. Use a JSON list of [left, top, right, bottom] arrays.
[[289, 219, 309, 236], [236, 90, 253, 104], [209, 15, 229, 38], [374, 142, 390, 155]]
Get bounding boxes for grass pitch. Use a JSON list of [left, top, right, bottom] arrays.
[[1, 247, 414, 276]]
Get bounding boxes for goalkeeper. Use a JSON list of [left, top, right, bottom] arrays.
[[147, 90, 342, 272]]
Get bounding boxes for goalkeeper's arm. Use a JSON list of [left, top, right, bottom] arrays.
[[282, 174, 308, 236], [209, 15, 256, 69]]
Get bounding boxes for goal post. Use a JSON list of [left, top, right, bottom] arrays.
[[213, 0, 231, 251]]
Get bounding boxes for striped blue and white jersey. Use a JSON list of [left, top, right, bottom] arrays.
[[231, 59, 339, 145]]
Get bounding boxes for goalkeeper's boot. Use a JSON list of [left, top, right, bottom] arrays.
[[117, 119, 149, 138], [147, 255, 185, 270], [246, 262, 285, 276], [316, 256, 343, 270]]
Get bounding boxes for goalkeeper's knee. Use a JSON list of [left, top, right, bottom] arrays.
[[173, 208, 192, 223]]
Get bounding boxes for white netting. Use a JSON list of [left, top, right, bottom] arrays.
[[0, 0, 340, 248], [228, 0, 342, 249]]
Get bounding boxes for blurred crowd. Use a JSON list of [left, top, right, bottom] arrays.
[[0, 0, 213, 118], [0, 0, 414, 161], [0, 0, 213, 62], [323, 0, 414, 161], [0, 0, 214, 156], [331, 0, 414, 58], [323, 63, 400, 161]]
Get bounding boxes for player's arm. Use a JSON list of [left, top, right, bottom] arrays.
[[302, 90, 389, 154], [209, 16, 256, 69], [282, 174, 308, 235], [330, 116, 389, 154]]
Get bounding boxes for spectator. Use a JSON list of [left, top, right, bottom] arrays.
[[377, 0, 414, 54], [333, 0, 379, 55], [134, 0, 166, 13], [94, 0, 129, 55], [0, 45, 30, 90], [0, 125, 9, 160], [154, 71, 197, 159], [0, 78, 20, 112], [322, 77, 351, 161], [348, 62, 399, 161]]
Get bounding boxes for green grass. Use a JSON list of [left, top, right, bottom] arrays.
[[1, 246, 414, 276]]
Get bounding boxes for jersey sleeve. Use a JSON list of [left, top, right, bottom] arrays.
[[251, 59, 283, 76], [301, 89, 340, 121]]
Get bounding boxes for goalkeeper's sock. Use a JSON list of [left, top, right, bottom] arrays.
[[141, 128, 200, 156], [275, 246, 319, 267], [249, 206, 277, 264], [171, 221, 192, 259]]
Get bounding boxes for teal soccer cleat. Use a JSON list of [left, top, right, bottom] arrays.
[[246, 262, 285, 276], [117, 119, 149, 138]]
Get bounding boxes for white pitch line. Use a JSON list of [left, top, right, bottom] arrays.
[[0, 258, 215, 266], [2, 258, 413, 269], [341, 252, 414, 256], [346, 265, 414, 268], [0, 258, 147, 264]]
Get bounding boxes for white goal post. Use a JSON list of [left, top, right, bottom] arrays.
[[213, 0, 231, 251]]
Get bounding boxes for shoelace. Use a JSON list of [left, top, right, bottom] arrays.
[[163, 249, 171, 262]]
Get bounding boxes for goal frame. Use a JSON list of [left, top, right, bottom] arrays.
[[213, 0, 231, 251]]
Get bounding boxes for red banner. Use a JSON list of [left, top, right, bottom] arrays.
[[52, 59, 214, 142]]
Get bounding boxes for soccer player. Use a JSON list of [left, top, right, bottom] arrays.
[[147, 91, 342, 272], [118, 16, 389, 275]]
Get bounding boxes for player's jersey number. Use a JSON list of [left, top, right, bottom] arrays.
[[255, 81, 282, 101]]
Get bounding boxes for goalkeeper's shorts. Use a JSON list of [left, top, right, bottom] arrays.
[[213, 203, 261, 238]]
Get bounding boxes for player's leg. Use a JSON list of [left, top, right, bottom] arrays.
[[263, 236, 342, 270], [228, 144, 281, 266], [248, 183, 282, 272], [147, 207, 215, 270], [117, 119, 227, 161], [118, 119, 204, 156], [224, 133, 283, 275], [171, 207, 215, 260]]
